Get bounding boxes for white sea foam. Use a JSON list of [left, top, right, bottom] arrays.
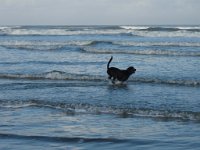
[[0, 26, 10, 30], [120, 26, 149, 30], [120, 25, 200, 31], [0, 28, 127, 36], [176, 26, 200, 30]]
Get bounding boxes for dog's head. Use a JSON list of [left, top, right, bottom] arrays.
[[127, 66, 136, 74]]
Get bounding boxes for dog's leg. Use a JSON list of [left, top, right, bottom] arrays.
[[112, 77, 116, 84]]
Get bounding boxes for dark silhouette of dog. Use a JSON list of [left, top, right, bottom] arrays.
[[107, 56, 136, 84]]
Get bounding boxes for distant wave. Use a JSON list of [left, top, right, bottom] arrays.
[[1, 40, 200, 51], [0, 71, 199, 87], [85, 40, 200, 47], [120, 26, 200, 32], [1, 99, 200, 121], [1, 25, 200, 37], [0, 26, 131, 36], [81, 47, 200, 57], [2, 40, 200, 51], [0, 41, 91, 51], [120, 26, 149, 30], [119, 26, 200, 37]]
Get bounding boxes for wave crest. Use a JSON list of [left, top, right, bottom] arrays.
[[0, 26, 130, 36], [1, 100, 200, 122], [0, 71, 199, 87]]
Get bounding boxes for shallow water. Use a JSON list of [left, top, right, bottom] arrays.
[[0, 25, 200, 149]]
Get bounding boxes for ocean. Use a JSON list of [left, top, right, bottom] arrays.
[[0, 25, 200, 150]]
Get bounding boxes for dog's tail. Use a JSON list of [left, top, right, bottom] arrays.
[[107, 56, 113, 69]]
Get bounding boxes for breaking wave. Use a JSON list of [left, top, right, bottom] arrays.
[[120, 26, 200, 32], [0, 26, 129, 36], [0, 71, 199, 87], [120, 26, 200, 37], [1, 99, 200, 122], [1, 25, 200, 37]]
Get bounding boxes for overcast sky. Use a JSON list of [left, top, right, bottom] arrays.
[[0, 0, 199, 25]]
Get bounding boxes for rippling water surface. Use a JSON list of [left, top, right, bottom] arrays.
[[0, 25, 200, 149]]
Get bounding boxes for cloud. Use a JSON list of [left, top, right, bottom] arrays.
[[0, 0, 199, 25]]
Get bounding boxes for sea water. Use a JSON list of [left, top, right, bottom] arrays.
[[0, 25, 200, 149]]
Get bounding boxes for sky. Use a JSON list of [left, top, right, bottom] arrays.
[[0, 0, 200, 25]]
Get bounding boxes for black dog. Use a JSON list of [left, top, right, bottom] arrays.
[[107, 56, 136, 83]]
